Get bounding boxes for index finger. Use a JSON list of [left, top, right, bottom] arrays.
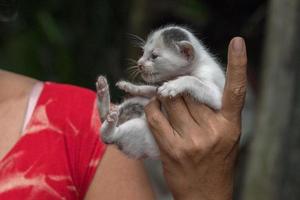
[[183, 96, 215, 127], [159, 96, 198, 136], [221, 37, 247, 123], [144, 98, 179, 152]]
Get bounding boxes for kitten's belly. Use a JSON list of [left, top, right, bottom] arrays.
[[117, 97, 150, 125]]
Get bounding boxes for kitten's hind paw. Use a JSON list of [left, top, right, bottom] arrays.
[[107, 106, 119, 123], [100, 106, 119, 144], [158, 82, 181, 98], [96, 76, 109, 98]]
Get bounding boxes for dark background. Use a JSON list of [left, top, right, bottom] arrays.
[[1, 0, 299, 199], [0, 0, 265, 99]]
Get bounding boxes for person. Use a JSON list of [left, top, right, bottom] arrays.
[[0, 70, 155, 199], [0, 37, 247, 200]]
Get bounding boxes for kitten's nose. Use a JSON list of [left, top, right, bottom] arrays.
[[138, 64, 144, 71]]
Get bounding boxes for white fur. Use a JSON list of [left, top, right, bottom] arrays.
[[96, 76, 110, 122], [97, 25, 225, 159]]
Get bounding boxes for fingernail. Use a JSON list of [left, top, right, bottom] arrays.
[[232, 37, 244, 54]]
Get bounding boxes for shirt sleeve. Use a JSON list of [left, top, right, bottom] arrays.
[[78, 99, 107, 198], [61, 86, 107, 199]]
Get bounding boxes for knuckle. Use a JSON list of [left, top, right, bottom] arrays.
[[144, 103, 150, 111], [144, 98, 156, 112], [210, 134, 222, 148], [230, 85, 246, 105], [202, 130, 222, 150], [170, 149, 185, 161], [233, 85, 247, 96], [231, 84, 246, 96], [185, 138, 203, 156], [144, 103, 153, 114], [146, 112, 161, 127]]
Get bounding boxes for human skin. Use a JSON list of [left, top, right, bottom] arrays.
[[0, 70, 155, 200], [144, 37, 247, 200]]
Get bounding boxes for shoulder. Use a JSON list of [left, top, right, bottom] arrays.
[[0, 70, 39, 99]]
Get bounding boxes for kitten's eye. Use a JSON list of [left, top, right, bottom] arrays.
[[151, 53, 158, 60]]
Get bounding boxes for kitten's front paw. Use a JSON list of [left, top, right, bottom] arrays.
[[116, 81, 140, 96], [116, 81, 129, 92], [158, 82, 181, 98], [96, 76, 108, 98]]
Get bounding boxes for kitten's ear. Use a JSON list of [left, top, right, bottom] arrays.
[[176, 41, 194, 61]]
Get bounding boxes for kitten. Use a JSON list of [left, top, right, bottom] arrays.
[[96, 25, 225, 159]]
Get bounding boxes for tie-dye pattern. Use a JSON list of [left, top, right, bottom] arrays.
[[0, 82, 106, 200]]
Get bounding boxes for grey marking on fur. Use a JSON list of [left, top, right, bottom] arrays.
[[118, 102, 145, 125], [162, 28, 189, 48]]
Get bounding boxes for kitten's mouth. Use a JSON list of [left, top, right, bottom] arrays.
[[141, 72, 160, 82]]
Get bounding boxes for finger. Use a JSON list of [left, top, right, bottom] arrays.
[[144, 98, 179, 151], [183, 96, 215, 126], [221, 37, 247, 123], [159, 96, 198, 135]]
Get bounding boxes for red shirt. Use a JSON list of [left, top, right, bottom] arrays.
[[0, 82, 106, 199]]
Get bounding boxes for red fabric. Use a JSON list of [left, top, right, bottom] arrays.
[[0, 82, 106, 199]]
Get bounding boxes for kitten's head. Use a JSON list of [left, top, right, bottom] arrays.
[[137, 26, 196, 83]]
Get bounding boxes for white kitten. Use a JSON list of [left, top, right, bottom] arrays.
[[96, 25, 225, 159]]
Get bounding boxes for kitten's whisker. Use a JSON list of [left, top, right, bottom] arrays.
[[128, 73, 136, 81], [132, 42, 144, 48], [127, 33, 145, 45], [127, 69, 139, 77], [130, 70, 141, 81], [133, 69, 140, 77], [128, 68, 140, 80], [128, 73, 135, 80], [126, 58, 137, 65], [127, 33, 146, 49], [127, 68, 135, 75], [132, 41, 145, 50], [126, 65, 138, 71], [127, 69, 137, 74]]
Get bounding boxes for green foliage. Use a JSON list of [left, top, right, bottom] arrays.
[[178, 0, 209, 22], [0, 0, 265, 100]]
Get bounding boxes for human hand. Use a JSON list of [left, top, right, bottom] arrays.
[[144, 37, 247, 200]]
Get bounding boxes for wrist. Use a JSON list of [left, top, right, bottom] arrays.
[[174, 191, 232, 200], [172, 179, 233, 200]]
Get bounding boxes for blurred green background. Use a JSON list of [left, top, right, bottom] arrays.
[[1, 0, 299, 200], [0, 0, 264, 99]]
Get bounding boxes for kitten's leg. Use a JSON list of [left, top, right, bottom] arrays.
[[96, 76, 110, 122], [158, 76, 222, 110], [116, 81, 157, 98], [112, 117, 159, 159], [100, 106, 119, 144]]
